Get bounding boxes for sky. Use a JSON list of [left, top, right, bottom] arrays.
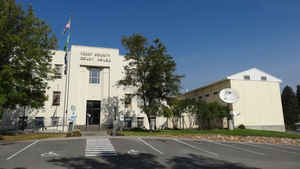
[[18, 0, 300, 92]]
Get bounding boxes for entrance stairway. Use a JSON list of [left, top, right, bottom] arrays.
[[75, 125, 101, 131]]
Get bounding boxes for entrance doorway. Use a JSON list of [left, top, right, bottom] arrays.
[[86, 100, 101, 125]]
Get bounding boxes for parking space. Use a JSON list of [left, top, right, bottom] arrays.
[[110, 137, 163, 155], [0, 141, 36, 161], [1, 137, 300, 169], [2, 139, 85, 169]]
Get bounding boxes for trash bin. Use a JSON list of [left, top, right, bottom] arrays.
[[68, 122, 73, 133]]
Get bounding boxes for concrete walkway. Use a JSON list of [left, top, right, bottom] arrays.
[[80, 130, 109, 137]]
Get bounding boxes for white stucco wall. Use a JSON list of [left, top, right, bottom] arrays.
[[230, 79, 285, 131], [32, 45, 149, 131]]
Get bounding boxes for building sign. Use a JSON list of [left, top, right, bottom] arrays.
[[80, 51, 111, 63]]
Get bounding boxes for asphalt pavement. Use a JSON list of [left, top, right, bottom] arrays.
[[0, 136, 300, 169]]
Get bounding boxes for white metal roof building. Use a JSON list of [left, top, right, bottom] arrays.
[[182, 68, 285, 132]]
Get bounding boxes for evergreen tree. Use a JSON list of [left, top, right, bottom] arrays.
[[0, 0, 57, 116], [281, 86, 299, 128], [296, 85, 300, 121], [119, 34, 183, 129]]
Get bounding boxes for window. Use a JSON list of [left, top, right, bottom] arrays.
[[205, 94, 210, 97], [89, 68, 100, 84], [198, 96, 202, 100], [125, 94, 133, 108], [54, 64, 63, 79], [213, 91, 219, 95], [137, 117, 144, 128], [52, 91, 61, 105], [261, 76, 267, 81], [243, 75, 250, 80], [35, 117, 45, 128], [124, 116, 132, 129]]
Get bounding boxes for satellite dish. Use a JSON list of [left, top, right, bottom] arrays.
[[230, 111, 240, 116], [219, 88, 239, 104]]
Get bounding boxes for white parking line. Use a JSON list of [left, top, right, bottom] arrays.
[[137, 137, 163, 154], [6, 140, 39, 160], [173, 139, 218, 157], [241, 143, 300, 155], [204, 140, 265, 156]]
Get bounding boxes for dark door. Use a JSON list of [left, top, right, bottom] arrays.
[[86, 100, 101, 125]]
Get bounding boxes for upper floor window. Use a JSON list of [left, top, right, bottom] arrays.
[[243, 75, 250, 80], [54, 64, 63, 79], [52, 91, 61, 105], [89, 68, 100, 84], [261, 76, 267, 81], [125, 94, 133, 109]]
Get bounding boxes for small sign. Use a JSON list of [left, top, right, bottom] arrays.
[[120, 115, 124, 121], [71, 105, 76, 113], [70, 115, 76, 121]]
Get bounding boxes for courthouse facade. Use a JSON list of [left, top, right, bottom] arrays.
[[35, 45, 147, 130]]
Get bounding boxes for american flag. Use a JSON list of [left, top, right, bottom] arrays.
[[63, 18, 71, 34]]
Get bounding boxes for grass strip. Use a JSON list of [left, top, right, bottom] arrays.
[[0, 133, 66, 141], [120, 129, 300, 139]]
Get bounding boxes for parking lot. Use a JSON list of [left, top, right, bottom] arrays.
[[1, 136, 300, 169]]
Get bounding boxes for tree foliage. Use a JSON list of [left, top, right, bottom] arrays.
[[296, 85, 300, 113], [194, 100, 227, 129], [161, 97, 227, 129], [281, 86, 300, 128], [0, 0, 57, 113], [119, 34, 183, 127]]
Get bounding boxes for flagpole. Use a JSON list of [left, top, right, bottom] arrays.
[[62, 16, 71, 132], [65, 16, 72, 132]]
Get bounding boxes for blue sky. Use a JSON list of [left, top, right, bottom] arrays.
[[19, 0, 300, 92]]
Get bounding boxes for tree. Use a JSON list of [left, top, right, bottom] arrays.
[[0, 0, 57, 118], [161, 97, 195, 129], [281, 86, 299, 129], [194, 100, 227, 129], [119, 34, 183, 129], [296, 85, 300, 121]]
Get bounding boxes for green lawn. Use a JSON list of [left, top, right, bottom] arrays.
[[0, 133, 66, 141], [119, 129, 300, 139]]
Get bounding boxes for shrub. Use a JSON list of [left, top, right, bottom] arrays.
[[66, 130, 82, 137], [238, 124, 246, 129]]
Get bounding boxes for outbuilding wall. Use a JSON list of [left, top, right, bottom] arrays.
[[230, 79, 285, 131]]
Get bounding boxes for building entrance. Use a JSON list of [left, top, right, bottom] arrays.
[[86, 100, 101, 125]]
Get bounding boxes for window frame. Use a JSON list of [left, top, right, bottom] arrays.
[[52, 91, 61, 106], [261, 76, 267, 81], [243, 75, 250, 80], [54, 64, 63, 79], [89, 67, 100, 84]]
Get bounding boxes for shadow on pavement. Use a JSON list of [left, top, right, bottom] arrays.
[[169, 154, 259, 169], [47, 153, 260, 169]]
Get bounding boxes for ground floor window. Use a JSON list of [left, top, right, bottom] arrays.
[[150, 117, 156, 130], [137, 117, 144, 128], [124, 116, 132, 129]]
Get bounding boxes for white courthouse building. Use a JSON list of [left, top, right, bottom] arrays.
[[35, 45, 147, 130]]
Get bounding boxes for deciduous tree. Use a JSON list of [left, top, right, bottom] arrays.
[[119, 34, 183, 129], [0, 0, 57, 118]]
